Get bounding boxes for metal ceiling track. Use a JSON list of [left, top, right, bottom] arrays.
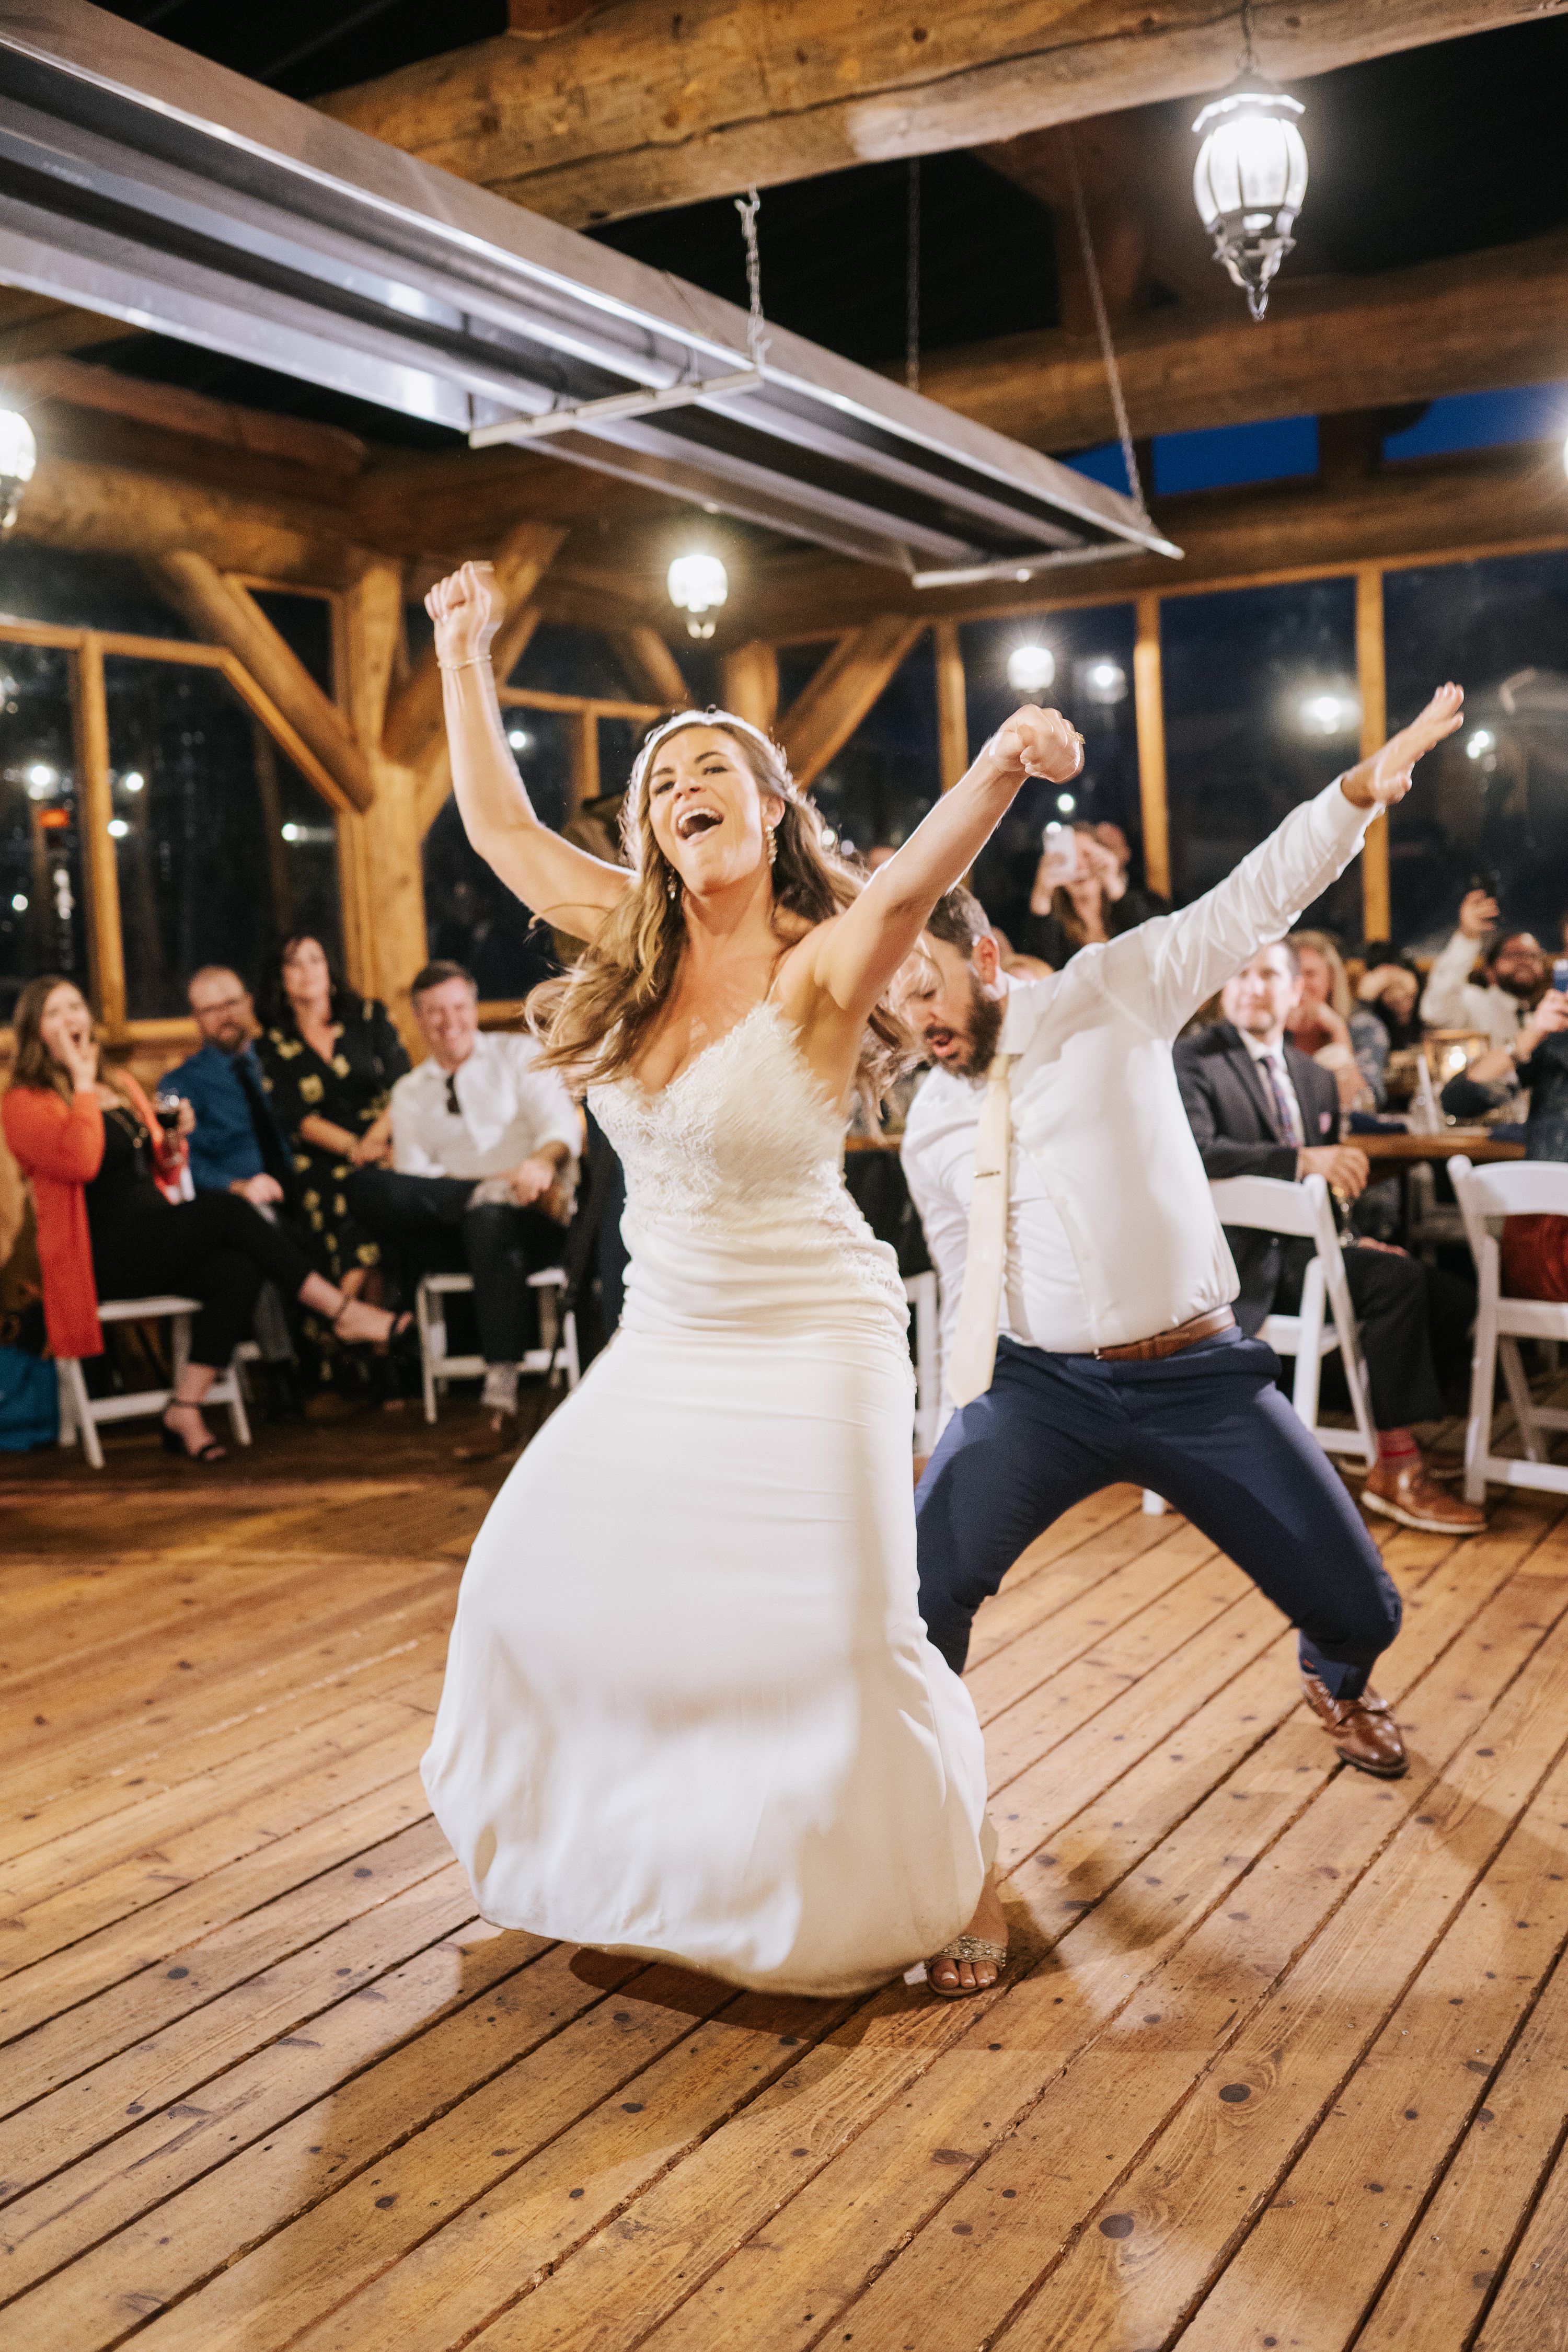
[[0, 0, 1182, 582]]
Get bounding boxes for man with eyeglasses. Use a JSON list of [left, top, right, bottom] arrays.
[[348, 961, 580, 1459], [163, 964, 303, 1406]]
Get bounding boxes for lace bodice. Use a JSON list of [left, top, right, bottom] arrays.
[[589, 1001, 906, 1335]]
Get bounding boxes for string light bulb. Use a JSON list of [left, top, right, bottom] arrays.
[[1007, 642, 1056, 695], [0, 410, 36, 532]]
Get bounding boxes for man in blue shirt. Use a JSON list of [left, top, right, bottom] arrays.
[[163, 965, 302, 1405], [163, 965, 295, 1205]]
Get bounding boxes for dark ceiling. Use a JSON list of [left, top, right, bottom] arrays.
[[77, 6, 1568, 436]]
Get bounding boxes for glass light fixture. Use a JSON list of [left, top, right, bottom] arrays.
[[1192, 76, 1308, 322], [1079, 657, 1127, 706], [0, 409, 36, 532], [1006, 641, 1056, 696], [667, 550, 728, 640]]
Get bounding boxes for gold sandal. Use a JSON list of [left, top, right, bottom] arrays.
[[926, 1934, 1009, 2000]]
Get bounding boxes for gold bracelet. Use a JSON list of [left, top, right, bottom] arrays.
[[437, 658, 489, 674]]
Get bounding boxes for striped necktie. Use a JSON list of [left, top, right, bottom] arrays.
[[1262, 1049, 1304, 1148]]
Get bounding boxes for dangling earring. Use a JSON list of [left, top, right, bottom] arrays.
[[765, 821, 778, 869], [666, 864, 680, 901]]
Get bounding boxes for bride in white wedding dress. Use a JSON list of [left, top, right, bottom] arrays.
[[418, 561, 1083, 1998]]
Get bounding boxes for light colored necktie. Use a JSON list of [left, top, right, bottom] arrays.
[[947, 1054, 1014, 1408], [1262, 1051, 1304, 1147]]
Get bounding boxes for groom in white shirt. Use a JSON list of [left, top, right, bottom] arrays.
[[900, 686, 1467, 1783]]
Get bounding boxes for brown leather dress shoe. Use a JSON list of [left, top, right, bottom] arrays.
[[1361, 1457, 1485, 1536], [1300, 1670, 1409, 1777], [453, 1411, 518, 1464]]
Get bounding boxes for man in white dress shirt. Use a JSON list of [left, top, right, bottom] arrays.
[[1420, 885, 1548, 1050], [900, 687, 1467, 1782], [347, 961, 580, 1457]]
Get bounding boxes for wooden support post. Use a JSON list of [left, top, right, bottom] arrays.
[[933, 620, 969, 792], [72, 632, 126, 1035], [1133, 594, 1170, 902], [570, 707, 601, 818], [778, 618, 925, 790], [341, 560, 428, 1041], [1357, 563, 1391, 943], [721, 640, 780, 733]]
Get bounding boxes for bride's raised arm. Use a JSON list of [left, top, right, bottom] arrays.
[[428, 562, 632, 940], [810, 705, 1083, 1018]]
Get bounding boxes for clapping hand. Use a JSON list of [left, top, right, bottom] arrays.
[[1342, 683, 1465, 811], [990, 705, 1085, 788]]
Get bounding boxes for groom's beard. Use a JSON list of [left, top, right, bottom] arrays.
[[948, 975, 1005, 1079]]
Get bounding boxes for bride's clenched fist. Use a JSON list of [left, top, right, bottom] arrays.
[[426, 560, 502, 671], [988, 705, 1085, 787]]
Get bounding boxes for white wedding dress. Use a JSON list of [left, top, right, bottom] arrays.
[[421, 1000, 990, 1996]]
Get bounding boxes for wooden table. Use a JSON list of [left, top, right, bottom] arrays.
[[1357, 1128, 1524, 1164]]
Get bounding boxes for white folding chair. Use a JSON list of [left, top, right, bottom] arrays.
[[1209, 1173, 1378, 1468], [55, 1295, 252, 1471], [416, 1267, 580, 1425], [1406, 1159, 1466, 1264], [1450, 1155, 1568, 1502], [905, 1272, 941, 1456]]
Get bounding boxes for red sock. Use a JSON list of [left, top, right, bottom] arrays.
[[1376, 1427, 1419, 1466]]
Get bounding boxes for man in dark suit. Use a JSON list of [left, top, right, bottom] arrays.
[[1175, 939, 1482, 1537]]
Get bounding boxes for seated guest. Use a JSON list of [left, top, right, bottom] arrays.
[[164, 964, 295, 1206], [2, 975, 405, 1461], [163, 963, 305, 1409], [1356, 944, 1425, 1053], [1421, 887, 1547, 1047], [1451, 982, 1568, 1301], [257, 934, 409, 1305], [1175, 941, 1482, 1537], [347, 960, 580, 1460], [1287, 930, 1386, 1110]]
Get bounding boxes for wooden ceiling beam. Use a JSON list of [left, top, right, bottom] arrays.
[[11, 452, 366, 585], [384, 519, 565, 768], [606, 626, 689, 709], [0, 289, 137, 363], [319, 0, 1542, 230], [906, 229, 1568, 453], [6, 359, 367, 478]]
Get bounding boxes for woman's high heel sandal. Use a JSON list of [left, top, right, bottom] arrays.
[[160, 1408, 226, 1464], [926, 1935, 1009, 2000]]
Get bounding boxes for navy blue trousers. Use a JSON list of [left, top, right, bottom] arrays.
[[915, 1328, 1401, 1701]]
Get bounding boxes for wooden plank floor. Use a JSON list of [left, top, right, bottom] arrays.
[[3, 1405, 1567, 2352]]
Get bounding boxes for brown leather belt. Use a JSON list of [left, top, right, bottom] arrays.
[[1096, 1305, 1236, 1363]]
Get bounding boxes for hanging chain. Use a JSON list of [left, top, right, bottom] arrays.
[[906, 159, 921, 396], [1240, 0, 1256, 72], [734, 188, 771, 374], [1064, 126, 1150, 523]]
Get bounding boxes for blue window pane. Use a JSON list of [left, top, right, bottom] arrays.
[[1161, 579, 1362, 944], [810, 644, 939, 866], [423, 712, 574, 998], [1154, 417, 1318, 497], [1384, 385, 1568, 464], [1385, 551, 1568, 952]]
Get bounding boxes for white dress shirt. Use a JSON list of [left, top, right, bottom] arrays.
[[1419, 928, 1527, 1049], [901, 777, 1374, 1378], [391, 1031, 580, 1181]]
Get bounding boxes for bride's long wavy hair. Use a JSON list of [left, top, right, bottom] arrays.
[[524, 709, 906, 1106]]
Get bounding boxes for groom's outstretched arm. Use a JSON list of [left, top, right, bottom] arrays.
[[1137, 685, 1464, 1039]]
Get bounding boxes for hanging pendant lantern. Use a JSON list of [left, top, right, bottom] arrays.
[[0, 410, 37, 532], [666, 549, 728, 640], [1192, 75, 1308, 323]]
